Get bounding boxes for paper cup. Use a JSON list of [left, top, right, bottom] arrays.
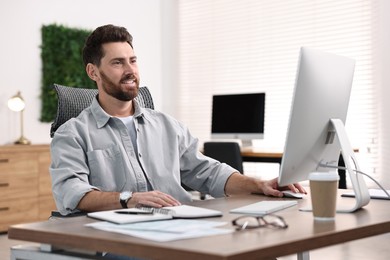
[[309, 171, 339, 221]]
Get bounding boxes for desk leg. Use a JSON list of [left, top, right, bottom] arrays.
[[297, 251, 310, 260], [40, 243, 56, 252], [11, 244, 103, 260]]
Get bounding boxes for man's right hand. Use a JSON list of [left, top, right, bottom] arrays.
[[77, 189, 181, 213], [128, 190, 181, 208]]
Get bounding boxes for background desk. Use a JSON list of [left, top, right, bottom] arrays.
[[8, 191, 390, 260], [240, 147, 349, 189], [240, 147, 284, 163]]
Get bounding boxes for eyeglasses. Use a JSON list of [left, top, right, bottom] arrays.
[[232, 214, 288, 230]]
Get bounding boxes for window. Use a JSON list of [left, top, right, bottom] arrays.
[[177, 0, 380, 185]]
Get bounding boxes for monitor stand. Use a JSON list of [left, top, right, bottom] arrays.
[[300, 119, 370, 213], [240, 139, 253, 148], [330, 118, 370, 212]]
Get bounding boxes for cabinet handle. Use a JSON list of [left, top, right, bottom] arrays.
[[0, 183, 9, 187], [0, 158, 9, 163], [0, 207, 9, 212]]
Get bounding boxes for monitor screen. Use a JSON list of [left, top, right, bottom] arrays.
[[211, 93, 265, 146], [278, 47, 356, 187]]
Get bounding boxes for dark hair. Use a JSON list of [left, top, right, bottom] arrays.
[[82, 24, 133, 67]]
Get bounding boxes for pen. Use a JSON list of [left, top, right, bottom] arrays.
[[115, 211, 154, 215]]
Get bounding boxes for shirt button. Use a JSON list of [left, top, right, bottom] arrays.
[[138, 153, 142, 157]]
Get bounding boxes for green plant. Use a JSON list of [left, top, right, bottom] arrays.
[[40, 24, 95, 122]]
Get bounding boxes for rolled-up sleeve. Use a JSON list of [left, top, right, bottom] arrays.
[[177, 122, 236, 198], [50, 126, 97, 215]]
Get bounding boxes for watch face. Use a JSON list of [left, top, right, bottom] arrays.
[[120, 191, 132, 200]]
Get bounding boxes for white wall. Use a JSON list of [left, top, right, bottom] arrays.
[[0, 0, 165, 145]]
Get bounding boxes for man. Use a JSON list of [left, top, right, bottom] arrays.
[[50, 24, 305, 216]]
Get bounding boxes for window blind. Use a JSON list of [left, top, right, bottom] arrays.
[[177, 0, 379, 185]]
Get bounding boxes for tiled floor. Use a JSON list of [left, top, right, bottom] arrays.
[[0, 234, 37, 259], [1, 232, 389, 259], [279, 233, 390, 260]]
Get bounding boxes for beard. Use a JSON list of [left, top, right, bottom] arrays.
[[100, 70, 139, 101]]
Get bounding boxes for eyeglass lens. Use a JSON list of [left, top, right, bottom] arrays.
[[233, 215, 287, 229]]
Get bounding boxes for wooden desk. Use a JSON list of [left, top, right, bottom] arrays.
[[8, 191, 390, 260], [239, 147, 358, 189], [240, 147, 283, 163], [239, 147, 359, 163]]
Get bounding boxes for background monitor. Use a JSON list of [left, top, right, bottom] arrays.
[[211, 93, 265, 147], [278, 47, 356, 187]]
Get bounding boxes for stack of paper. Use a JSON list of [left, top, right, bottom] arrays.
[[86, 219, 232, 242], [86, 205, 231, 242], [342, 188, 390, 200]]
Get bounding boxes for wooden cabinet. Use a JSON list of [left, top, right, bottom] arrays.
[[0, 145, 56, 232]]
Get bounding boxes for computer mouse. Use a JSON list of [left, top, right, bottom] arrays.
[[282, 190, 305, 199]]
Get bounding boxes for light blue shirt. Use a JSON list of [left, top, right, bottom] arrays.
[[50, 96, 236, 215]]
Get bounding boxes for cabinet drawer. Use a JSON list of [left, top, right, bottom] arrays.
[[0, 172, 38, 200], [0, 197, 39, 232], [0, 153, 39, 200], [0, 152, 39, 174], [0, 153, 38, 173]]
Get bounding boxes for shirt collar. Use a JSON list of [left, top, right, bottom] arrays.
[[91, 95, 146, 129]]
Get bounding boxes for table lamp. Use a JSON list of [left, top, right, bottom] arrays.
[[7, 91, 31, 145]]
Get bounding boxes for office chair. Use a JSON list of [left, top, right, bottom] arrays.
[[203, 142, 244, 174], [196, 142, 244, 200], [49, 84, 155, 217]]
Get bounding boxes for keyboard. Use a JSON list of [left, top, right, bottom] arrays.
[[229, 200, 298, 215]]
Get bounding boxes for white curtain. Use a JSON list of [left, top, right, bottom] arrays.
[[177, 0, 380, 186]]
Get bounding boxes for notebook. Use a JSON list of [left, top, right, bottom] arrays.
[[230, 200, 298, 215], [87, 205, 222, 224], [341, 189, 390, 200]]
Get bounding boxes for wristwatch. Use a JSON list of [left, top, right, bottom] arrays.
[[119, 191, 133, 208]]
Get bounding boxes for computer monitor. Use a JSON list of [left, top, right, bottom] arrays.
[[278, 47, 370, 212], [211, 93, 265, 147]]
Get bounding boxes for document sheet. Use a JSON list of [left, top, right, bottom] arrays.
[[86, 219, 233, 242]]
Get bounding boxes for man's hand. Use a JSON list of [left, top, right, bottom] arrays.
[[225, 172, 306, 198], [128, 190, 181, 208], [77, 190, 181, 212], [261, 177, 307, 197]]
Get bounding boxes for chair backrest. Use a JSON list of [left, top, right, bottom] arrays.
[[203, 142, 244, 173], [50, 84, 154, 137]]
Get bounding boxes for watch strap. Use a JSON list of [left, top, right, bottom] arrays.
[[119, 191, 133, 208]]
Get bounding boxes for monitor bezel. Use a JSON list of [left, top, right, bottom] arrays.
[[211, 92, 265, 146]]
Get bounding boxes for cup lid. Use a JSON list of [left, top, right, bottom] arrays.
[[309, 171, 340, 181]]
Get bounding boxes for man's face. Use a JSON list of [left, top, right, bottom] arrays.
[[96, 42, 140, 101]]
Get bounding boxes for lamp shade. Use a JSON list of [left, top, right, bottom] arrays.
[[7, 91, 30, 145], [8, 91, 26, 112]]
